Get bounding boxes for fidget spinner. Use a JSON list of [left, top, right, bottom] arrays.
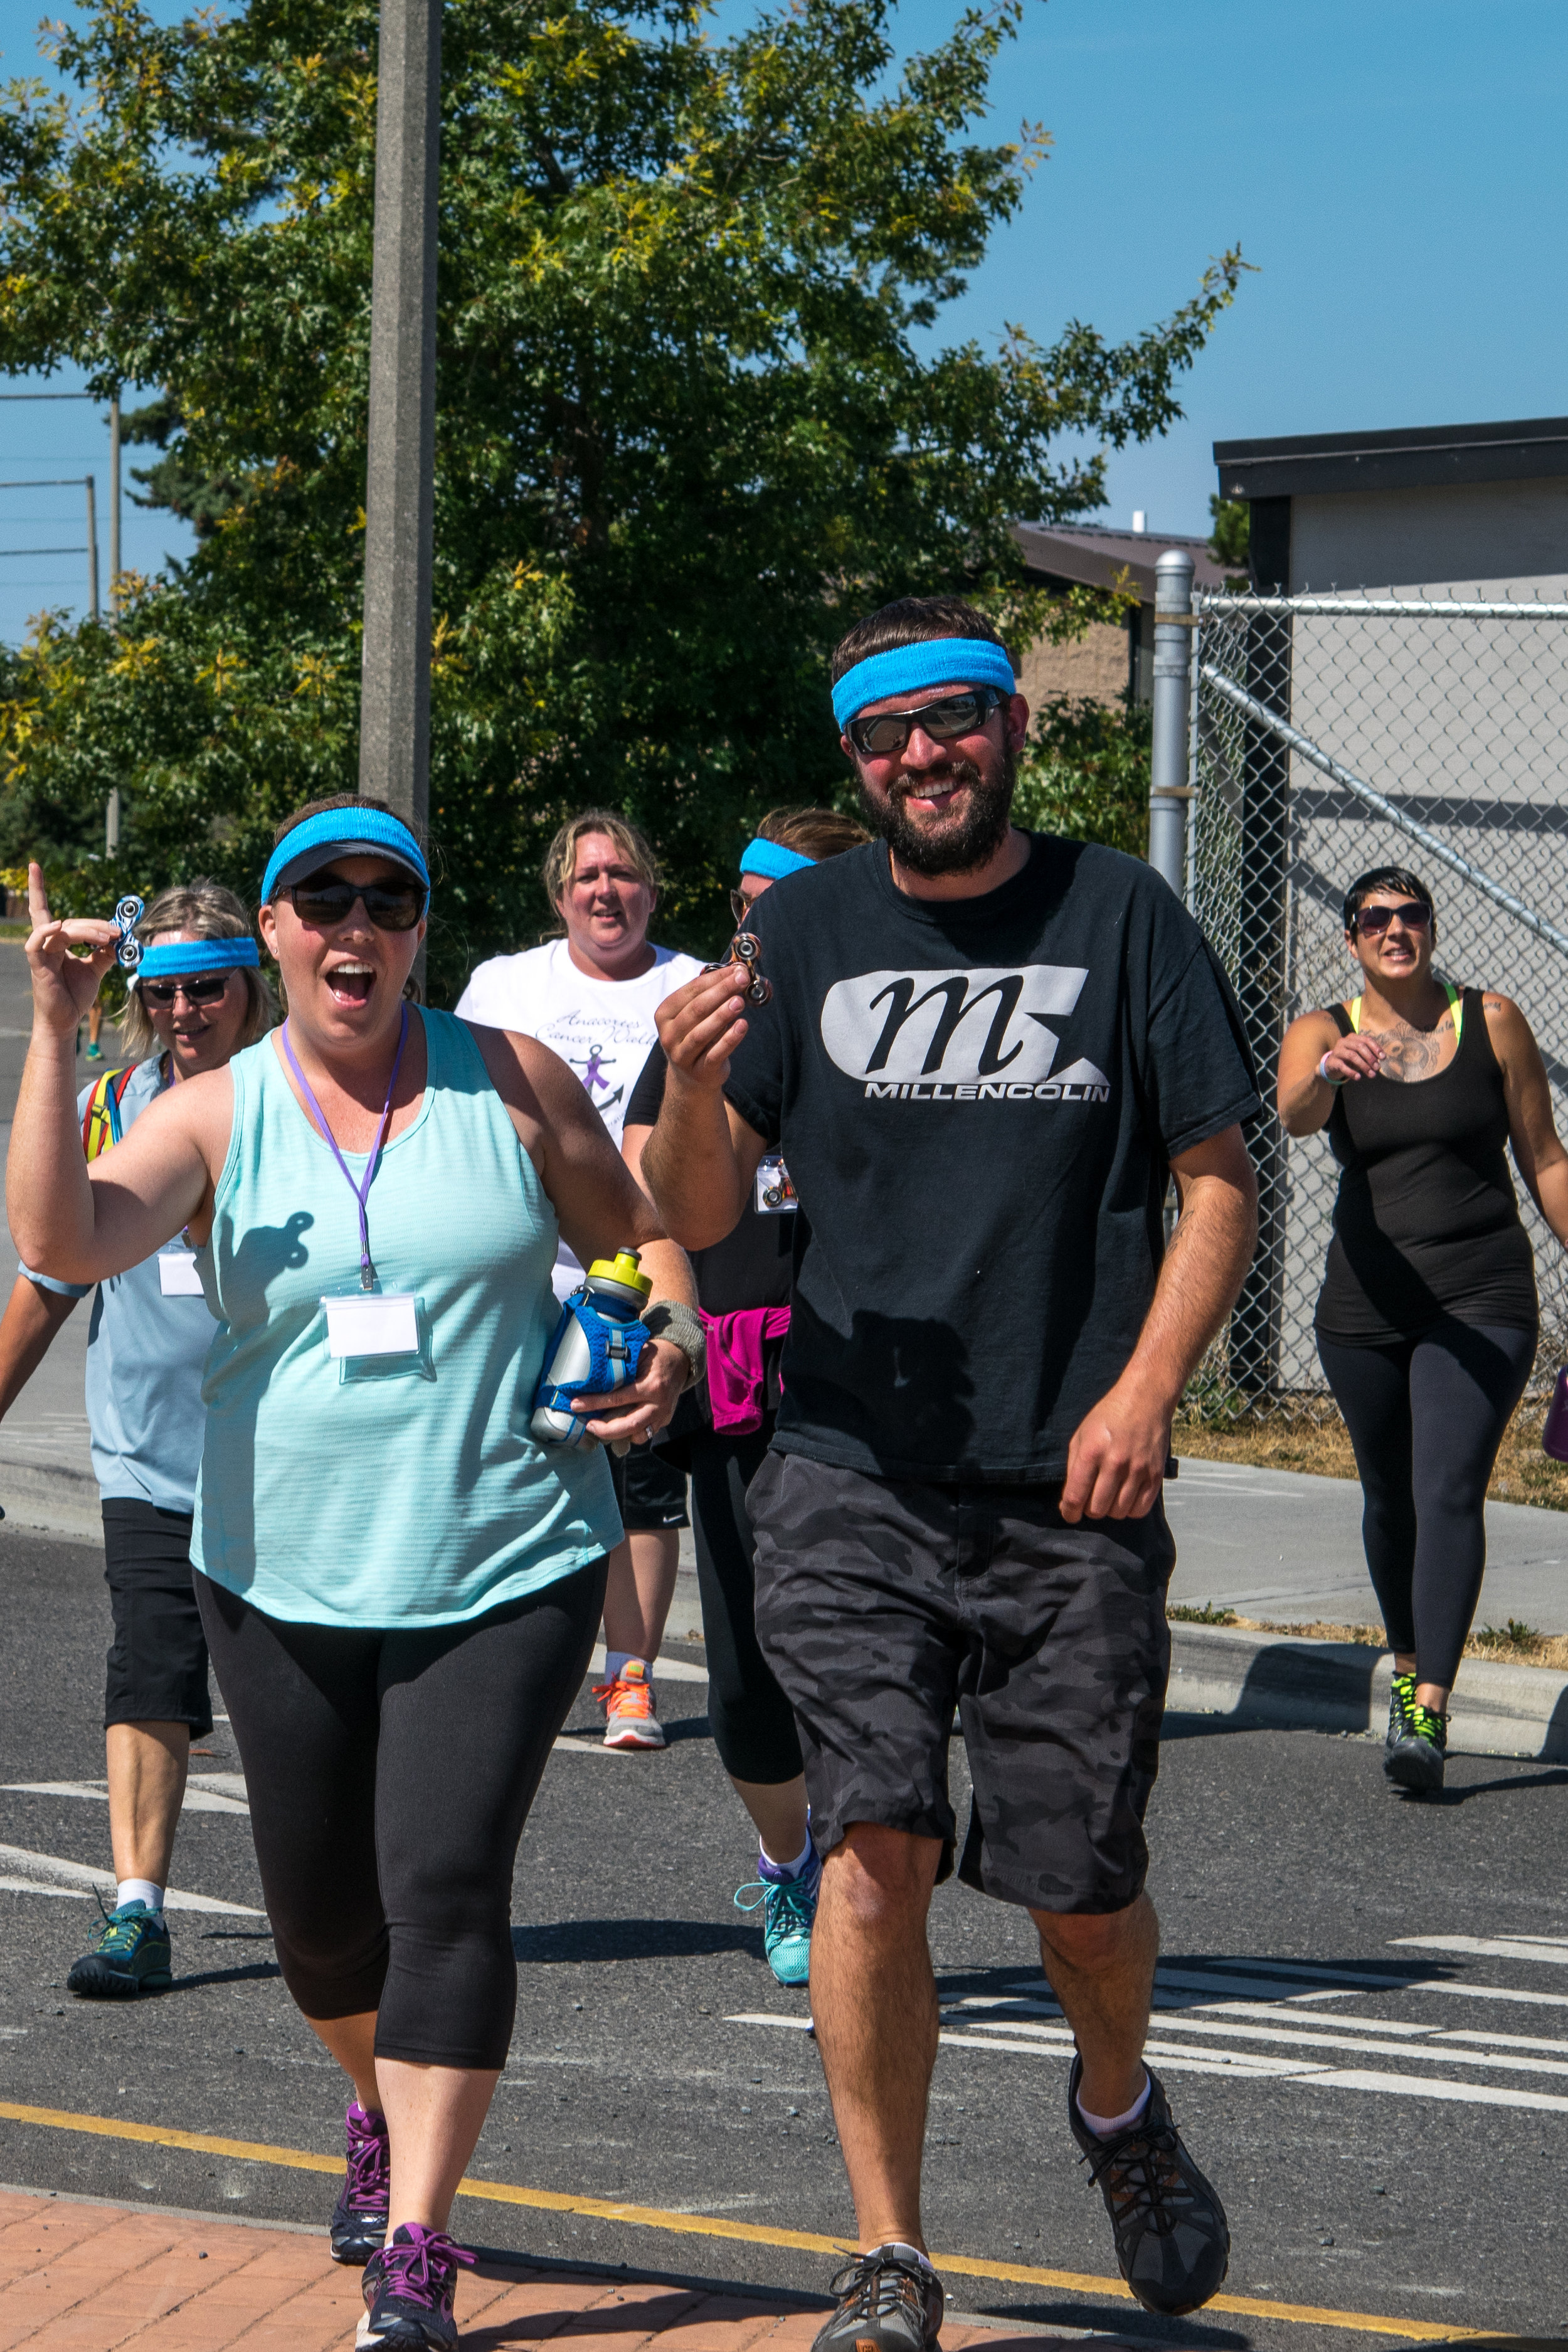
[[112, 894, 145, 972], [704, 930, 771, 1006]]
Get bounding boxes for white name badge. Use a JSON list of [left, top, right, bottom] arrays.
[[322, 1292, 420, 1360], [159, 1250, 206, 1298], [755, 1155, 797, 1216]]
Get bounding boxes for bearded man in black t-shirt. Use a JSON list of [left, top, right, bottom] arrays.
[[643, 596, 1259, 2350]]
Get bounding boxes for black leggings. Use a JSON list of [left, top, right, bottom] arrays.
[[197, 1560, 605, 2069], [688, 1429, 803, 1786], [1316, 1321, 1535, 1688]]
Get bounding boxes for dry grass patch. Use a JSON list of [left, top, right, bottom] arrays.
[[1167, 1602, 1568, 1671], [1173, 1389, 1568, 1513]]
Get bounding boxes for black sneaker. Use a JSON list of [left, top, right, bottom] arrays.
[[812, 2243, 944, 2352], [331, 2100, 391, 2265], [1068, 2057, 1230, 2316], [358, 2223, 474, 2349], [1385, 1670, 1417, 1751], [66, 1899, 172, 1998], [1384, 1702, 1446, 1794]]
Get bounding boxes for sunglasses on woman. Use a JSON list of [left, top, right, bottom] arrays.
[[287, 872, 428, 932], [141, 973, 233, 1008], [845, 686, 1006, 759], [1353, 899, 1432, 936]]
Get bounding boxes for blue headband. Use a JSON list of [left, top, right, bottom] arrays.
[[831, 638, 1017, 729], [738, 838, 815, 882], [260, 807, 431, 904], [131, 937, 260, 985]]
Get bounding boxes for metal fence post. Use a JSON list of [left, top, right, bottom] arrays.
[[358, 0, 441, 833], [1150, 549, 1194, 896]]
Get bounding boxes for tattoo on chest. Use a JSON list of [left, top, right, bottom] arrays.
[[1369, 1010, 1455, 1083]]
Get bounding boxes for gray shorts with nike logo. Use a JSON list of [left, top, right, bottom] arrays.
[[748, 1449, 1175, 1915]]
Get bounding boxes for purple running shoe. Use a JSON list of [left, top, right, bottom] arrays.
[[331, 2102, 391, 2266], [358, 2223, 475, 2349]]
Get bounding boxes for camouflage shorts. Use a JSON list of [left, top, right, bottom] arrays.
[[748, 1448, 1175, 1915]]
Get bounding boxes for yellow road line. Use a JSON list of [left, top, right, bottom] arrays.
[[0, 2100, 1485, 2341]]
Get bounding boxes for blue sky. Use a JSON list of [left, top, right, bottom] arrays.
[[0, 0, 1563, 642]]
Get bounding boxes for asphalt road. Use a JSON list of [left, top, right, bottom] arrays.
[[1, 1523, 1565, 2352]]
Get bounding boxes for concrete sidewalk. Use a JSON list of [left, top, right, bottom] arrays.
[[0, 2185, 1071, 2351], [1165, 1454, 1568, 1636]]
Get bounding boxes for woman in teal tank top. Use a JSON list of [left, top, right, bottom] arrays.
[[9, 795, 701, 2345]]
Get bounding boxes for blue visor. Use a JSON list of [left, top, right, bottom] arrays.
[[261, 806, 430, 904], [132, 936, 260, 985], [832, 638, 1017, 729]]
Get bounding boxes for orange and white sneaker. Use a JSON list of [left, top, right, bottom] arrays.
[[593, 1658, 666, 1750]]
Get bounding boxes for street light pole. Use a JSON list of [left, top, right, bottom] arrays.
[[357, 0, 441, 832], [84, 474, 99, 622], [109, 395, 121, 612]]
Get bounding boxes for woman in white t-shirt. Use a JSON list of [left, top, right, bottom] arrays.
[[456, 811, 701, 1750]]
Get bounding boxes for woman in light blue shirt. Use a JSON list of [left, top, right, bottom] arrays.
[[9, 795, 700, 2352]]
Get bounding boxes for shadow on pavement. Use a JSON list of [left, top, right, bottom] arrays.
[[512, 1918, 762, 1964]]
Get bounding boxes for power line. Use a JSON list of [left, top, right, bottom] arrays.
[[0, 391, 97, 402], [0, 546, 88, 558], [0, 476, 92, 489]]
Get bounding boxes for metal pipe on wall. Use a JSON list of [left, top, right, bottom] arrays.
[[1149, 548, 1194, 896]]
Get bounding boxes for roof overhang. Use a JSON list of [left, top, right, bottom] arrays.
[[1214, 416, 1568, 501]]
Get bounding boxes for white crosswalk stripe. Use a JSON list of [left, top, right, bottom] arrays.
[[728, 1932, 1568, 2117]]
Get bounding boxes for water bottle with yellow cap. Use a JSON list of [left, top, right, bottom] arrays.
[[529, 1247, 653, 1449]]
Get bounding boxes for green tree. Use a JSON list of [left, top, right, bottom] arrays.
[[1013, 694, 1152, 859], [0, 0, 1241, 995], [1209, 493, 1250, 583]]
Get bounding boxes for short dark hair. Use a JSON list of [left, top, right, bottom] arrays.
[[1342, 866, 1434, 933], [829, 595, 1012, 686]]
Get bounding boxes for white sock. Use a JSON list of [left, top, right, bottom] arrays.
[[760, 1831, 815, 1878], [117, 1878, 164, 1917], [602, 1651, 644, 1684], [1076, 2071, 1151, 2139]]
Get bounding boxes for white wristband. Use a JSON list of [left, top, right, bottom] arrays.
[[1317, 1053, 1347, 1088]]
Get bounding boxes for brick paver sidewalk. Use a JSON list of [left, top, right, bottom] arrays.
[[0, 2185, 1061, 2351]]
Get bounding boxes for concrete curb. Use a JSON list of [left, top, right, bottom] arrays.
[[1169, 1621, 1568, 1761]]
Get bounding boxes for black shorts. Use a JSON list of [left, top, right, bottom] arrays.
[[610, 1443, 689, 1533], [748, 1451, 1174, 1916], [103, 1499, 213, 1735]]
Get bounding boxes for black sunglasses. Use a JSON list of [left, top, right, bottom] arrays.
[[288, 871, 427, 933], [141, 973, 234, 1008], [845, 687, 1006, 759], [1353, 899, 1432, 936]]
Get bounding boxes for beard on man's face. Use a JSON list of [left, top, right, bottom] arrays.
[[857, 739, 1017, 877]]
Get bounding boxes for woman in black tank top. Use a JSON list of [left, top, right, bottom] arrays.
[[1278, 866, 1568, 1796]]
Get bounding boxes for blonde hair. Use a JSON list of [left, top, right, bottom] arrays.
[[541, 810, 660, 916], [117, 879, 277, 1061], [755, 806, 870, 863]]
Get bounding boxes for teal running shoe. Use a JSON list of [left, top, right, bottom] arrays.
[[735, 1867, 818, 1988], [66, 1898, 172, 1998]]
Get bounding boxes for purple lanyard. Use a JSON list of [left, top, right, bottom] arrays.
[[281, 1005, 410, 1292]]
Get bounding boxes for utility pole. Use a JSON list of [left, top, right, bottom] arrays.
[[357, 0, 441, 832], [109, 395, 121, 612], [84, 474, 99, 620]]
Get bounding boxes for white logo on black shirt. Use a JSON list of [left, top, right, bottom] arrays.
[[819, 964, 1109, 1101]]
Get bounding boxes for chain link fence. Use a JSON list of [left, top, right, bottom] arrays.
[[1186, 589, 1568, 1421]]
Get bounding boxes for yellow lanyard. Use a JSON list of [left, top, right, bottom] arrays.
[[1348, 983, 1462, 1045]]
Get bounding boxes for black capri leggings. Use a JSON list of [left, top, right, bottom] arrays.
[[687, 1428, 803, 1786], [197, 1559, 606, 2069], [1316, 1320, 1535, 1689]]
